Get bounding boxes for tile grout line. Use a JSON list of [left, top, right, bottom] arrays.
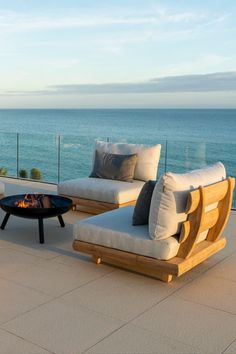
[[0, 327, 55, 354], [0, 269, 117, 327], [221, 337, 236, 354], [172, 293, 236, 316], [81, 321, 132, 354]]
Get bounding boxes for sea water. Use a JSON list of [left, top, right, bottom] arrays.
[[0, 109, 235, 191]]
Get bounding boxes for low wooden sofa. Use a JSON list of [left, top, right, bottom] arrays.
[[58, 141, 161, 214], [73, 163, 235, 282]]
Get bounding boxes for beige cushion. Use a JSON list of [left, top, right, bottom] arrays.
[[58, 177, 144, 204], [149, 162, 226, 240], [95, 141, 161, 181], [73, 206, 180, 261]]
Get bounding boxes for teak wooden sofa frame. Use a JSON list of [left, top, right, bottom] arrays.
[[60, 194, 136, 214], [73, 177, 235, 282]]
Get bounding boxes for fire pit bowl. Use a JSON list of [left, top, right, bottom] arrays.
[[0, 194, 72, 244]]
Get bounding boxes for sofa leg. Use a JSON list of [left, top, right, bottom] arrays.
[[93, 255, 102, 264], [159, 274, 173, 283]]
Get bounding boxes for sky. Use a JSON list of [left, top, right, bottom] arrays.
[[0, 0, 236, 108]]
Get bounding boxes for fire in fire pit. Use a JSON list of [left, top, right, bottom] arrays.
[[14, 194, 53, 209]]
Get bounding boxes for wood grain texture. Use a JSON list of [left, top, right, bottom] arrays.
[[59, 194, 136, 214]]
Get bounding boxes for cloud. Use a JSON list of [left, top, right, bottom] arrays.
[[1, 72, 236, 96], [0, 7, 227, 33], [0, 11, 158, 32]]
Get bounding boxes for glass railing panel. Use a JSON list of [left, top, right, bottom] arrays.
[[18, 133, 58, 183], [59, 135, 107, 182], [165, 140, 208, 173], [0, 132, 17, 177], [205, 142, 236, 209], [0, 131, 235, 209], [166, 140, 236, 208]]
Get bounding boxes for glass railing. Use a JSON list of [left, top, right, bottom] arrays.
[[0, 132, 235, 208]]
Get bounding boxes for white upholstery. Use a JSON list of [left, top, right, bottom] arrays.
[[58, 177, 144, 204], [73, 206, 180, 260], [0, 180, 5, 194], [149, 162, 226, 240], [95, 141, 161, 181]]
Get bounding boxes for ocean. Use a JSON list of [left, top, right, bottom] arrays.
[[0, 109, 235, 207], [0, 108, 235, 142]]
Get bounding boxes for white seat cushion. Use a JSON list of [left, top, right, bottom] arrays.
[[73, 206, 180, 261], [58, 177, 144, 204], [149, 162, 226, 240], [95, 141, 161, 181]]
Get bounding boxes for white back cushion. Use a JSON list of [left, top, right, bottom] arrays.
[[149, 162, 226, 240], [94, 141, 161, 181]]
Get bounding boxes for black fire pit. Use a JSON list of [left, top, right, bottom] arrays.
[[0, 194, 72, 244]]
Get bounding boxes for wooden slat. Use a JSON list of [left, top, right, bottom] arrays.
[[73, 240, 179, 275], [207, 178, 235, 242], [179, 221, 190, 243], [180, 208, 219, 244], [177, 186, 205, 259], [200, 208, 219, 232], [59, 194, 136, 214], [177, 238, 226, 275], [100, 257, 173, 282], [73, 238, 226, 281], [187, 179, 229, 214]]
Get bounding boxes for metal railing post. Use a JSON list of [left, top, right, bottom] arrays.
[[57, 134, 61, 184], [164, 139, 168, 173], [16, 133, 19, 178]]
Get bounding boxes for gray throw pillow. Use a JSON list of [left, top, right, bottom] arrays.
[[90, 150, 138, 182], [132, 180, 156, 225]]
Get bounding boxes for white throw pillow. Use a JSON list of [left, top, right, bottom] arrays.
[[94, 141, 161, 182], [149, 162, 226, 240]]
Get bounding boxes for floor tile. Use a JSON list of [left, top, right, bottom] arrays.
[[2, 299, 124, 354], [84, 323, 200, 354], [61, 269, 181, 321], [223, 339, 236, 354], [0, 278, 51, 324], [175, 274, 236, 314], [0, 248, 43, 278], [132, 296, 236, 353], [205, 254, 236, 282], [4, 255, 114, 297], [0, 328, 51, 354]]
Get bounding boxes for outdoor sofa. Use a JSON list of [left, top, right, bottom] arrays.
[[73, 162, 235, 282], [58, 141, 161, 214]]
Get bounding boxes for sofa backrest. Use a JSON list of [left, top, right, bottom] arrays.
[[149, 162, 226, 241], [177, 177, 235, 259], [94, 141, 161, 182]]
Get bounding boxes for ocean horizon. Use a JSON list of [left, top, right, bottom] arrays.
[[0, 108, 236, 142], [0, 108, 235, 208]]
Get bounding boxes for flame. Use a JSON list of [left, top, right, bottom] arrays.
[[17, 199, 29, 208], [15, 194, 41, 208]]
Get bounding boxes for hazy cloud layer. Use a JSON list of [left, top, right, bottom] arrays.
[[2, 71, 235, 96], [53, 72, 236, 94]]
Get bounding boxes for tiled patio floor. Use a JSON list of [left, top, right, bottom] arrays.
[[0, 177, 235, 354]]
